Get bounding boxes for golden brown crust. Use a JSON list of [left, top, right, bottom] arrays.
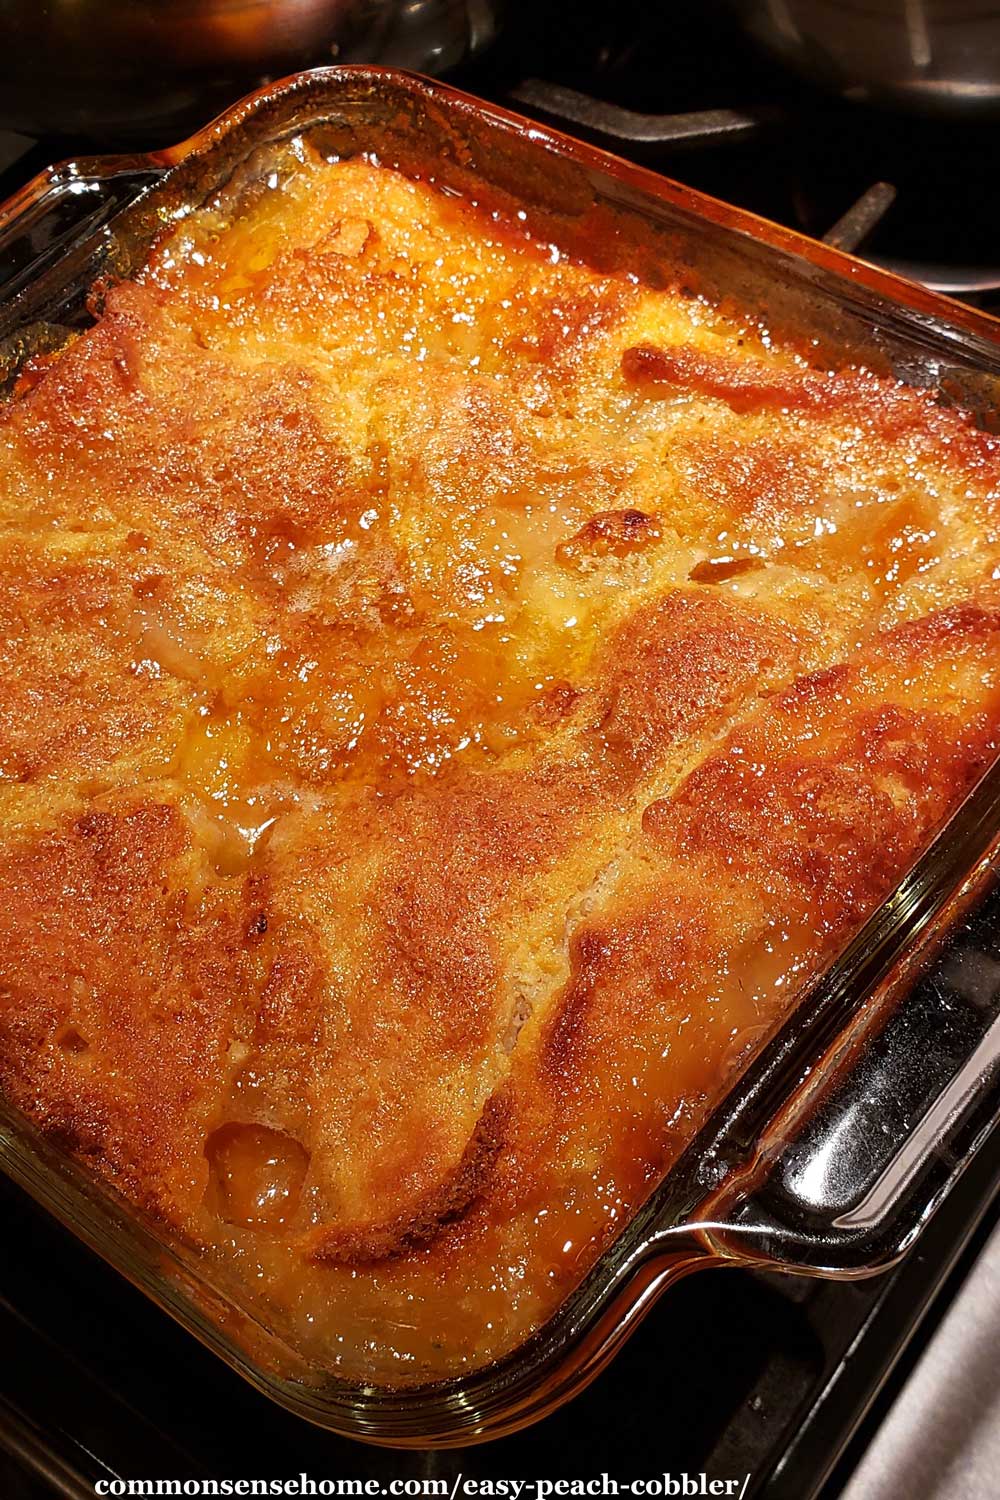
[[0, 801, 258, 1220], [590, 589, 798, 776], [306, 1093, 509, 1265], [1, 147, 1000, 1382], [555, 508, 662, 567]]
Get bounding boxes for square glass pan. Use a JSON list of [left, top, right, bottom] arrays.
[[3, 65, 1000, 1448]]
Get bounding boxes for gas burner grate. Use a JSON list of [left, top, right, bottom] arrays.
[[508, 79, 775, 148]]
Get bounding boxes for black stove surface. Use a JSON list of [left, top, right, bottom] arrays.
[[3, 4, 1000, 1496]]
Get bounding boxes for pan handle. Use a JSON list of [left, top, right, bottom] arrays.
[[708, 918, 1000, 1276], [663, 753, 1000, 1277], [0, 155, 164, 347]]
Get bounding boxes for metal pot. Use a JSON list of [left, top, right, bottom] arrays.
[[0, 0, 502, 142], [730, 0, 1000, 116]]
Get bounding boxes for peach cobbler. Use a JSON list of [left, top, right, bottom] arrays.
[[2, 138, 1000, 1383]]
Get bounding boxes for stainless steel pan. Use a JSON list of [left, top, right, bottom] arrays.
[[731, 0, 1000, 116], [0, 0, 501, 140]]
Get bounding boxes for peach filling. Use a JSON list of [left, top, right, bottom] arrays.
[[205, 1122, 309, 1229]]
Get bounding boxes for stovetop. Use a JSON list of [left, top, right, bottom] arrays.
[[2, 3, 1000, 1496]]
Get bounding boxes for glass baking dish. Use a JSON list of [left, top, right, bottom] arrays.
[[2, 65, 1000, 1448]]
